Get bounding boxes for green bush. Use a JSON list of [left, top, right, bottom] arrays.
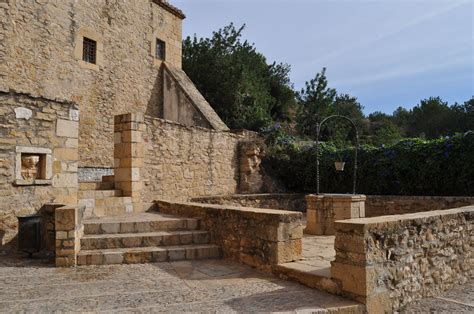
[[263, 132, 474, 196]]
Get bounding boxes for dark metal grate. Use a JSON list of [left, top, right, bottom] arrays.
[[83, 37, 97, 64], [156, 39, 166, 60]]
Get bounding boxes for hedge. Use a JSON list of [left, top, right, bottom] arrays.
[[263, 132, 474, 196]]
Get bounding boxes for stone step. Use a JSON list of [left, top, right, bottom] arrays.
[[79, 196, 133, 218], [92, 205, 133, 217], [83, 213, 200, 235], [81, 230, 211, 250], [94, 196, 132, 207], [78, 190, 123, 199], [77, 244, 221, 265], [102, 175, 115, 182], [273, 262, 340, 295], [79, 181, 114, 191]]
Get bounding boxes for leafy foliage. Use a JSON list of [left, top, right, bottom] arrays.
[[183, 23, 472, 144], [263, 132, 474, 196], [182, 23, 296, 130]]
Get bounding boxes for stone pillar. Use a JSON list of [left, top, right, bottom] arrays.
[[55, 205, 84, 267], [304, 194, 366, 235], [114, 113, 144, 212], [53, 114, 80, 205], [239, 141, 265, 194]]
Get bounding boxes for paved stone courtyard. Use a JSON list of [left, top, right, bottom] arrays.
[[0, 254, 472, 312], [0, 255, 362, 313]]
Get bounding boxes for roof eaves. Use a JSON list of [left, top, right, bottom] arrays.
[[152, 0, 186, 19]]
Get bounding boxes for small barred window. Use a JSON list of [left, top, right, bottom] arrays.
[[156, 39, 166, 60], [82, 37, 97, 64]]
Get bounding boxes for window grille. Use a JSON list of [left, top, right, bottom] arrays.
[[156, 39, 166, 60], [83, 37, 97, 64]]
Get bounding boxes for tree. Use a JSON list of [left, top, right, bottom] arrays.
[[392, 106, 411, 136], [182, 23, 296, 130], [296, 68, 336, 138], [408, 97, 454, 138], [452, 97, 474, 132]]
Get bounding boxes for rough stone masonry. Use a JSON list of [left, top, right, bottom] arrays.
[[0, 0, 226, 169]]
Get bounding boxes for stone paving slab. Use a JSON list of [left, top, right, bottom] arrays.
[[0, 255, 363, 313], [402, 280, 474, 313]]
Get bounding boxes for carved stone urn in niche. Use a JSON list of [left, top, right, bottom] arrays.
[[21, 155, 40, 182]]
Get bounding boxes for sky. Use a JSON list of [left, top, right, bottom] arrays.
[[173, 0, 473, 115]]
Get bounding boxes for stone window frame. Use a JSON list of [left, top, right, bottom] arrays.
[[82, 37, 97, 64], [151, 34, 167, 67], [74, 28, 104, 71], [15, 146, 53, 186], [155, 38, 166, 61]]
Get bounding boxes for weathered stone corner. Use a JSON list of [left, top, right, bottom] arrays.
[[305, 194, 366, 235], [114, 113, 145, 213], [55, 205, 85, 267]]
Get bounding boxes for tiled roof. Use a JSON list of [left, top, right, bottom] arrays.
[[152, 0, 186, 19]]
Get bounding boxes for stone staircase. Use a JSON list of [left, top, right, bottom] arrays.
[[77, 212, 221, 265], [77, 175, 221, 265], [78, 175, 133, 217]]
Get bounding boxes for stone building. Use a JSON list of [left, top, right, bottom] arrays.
[[0, 0, 227, 172], [0, 0, 266, 250]]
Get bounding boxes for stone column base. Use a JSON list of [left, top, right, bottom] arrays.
[[304, 194, 366, 235]]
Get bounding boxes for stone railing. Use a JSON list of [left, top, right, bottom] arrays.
[[331, 205, 473, 312], [155, 200, 303, 268], [191, 193, 306, 212], [365, 195, 474, 217], [55, 205, 85, 267]]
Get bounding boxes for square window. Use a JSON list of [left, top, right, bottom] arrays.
[[156, 39, 166, 60], [15, 146, 52, 185], [82, 37, 97, 64]]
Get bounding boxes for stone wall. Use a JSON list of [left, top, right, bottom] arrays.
[[142, 116, 255, 202], [156, 200, 303, 268], [55, 205, 85, 267], [0, 91, 79, 250], [191, 194, 306, 212], [0, 0, 183, 168], [305, 194, 366, 235], [365, 195, 474, 217], [331, 206, 474, 312]]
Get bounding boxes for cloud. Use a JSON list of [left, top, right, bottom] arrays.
[[305, 0, 470, 66], [333, 54, 471, 87]]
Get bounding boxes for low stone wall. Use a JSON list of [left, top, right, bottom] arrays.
[[331, 206, 474, 312], [155, 200, 303, 268], [191, 193, 306, 212], [365, 195, 474, 217]]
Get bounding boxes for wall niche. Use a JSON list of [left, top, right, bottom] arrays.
[[15, 146, 52, 185]]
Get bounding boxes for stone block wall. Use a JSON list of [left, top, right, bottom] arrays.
[[142, 116, 255, 202], [156, 200, 303, 268], [114, 113, 145, 212], [55, 205, 85, 267], [0, 0, 184, 168], [305, 194, 366, 235], [0, 91, 79, 250], [331, 206, 474, 312], [191, 194, 306, 212], [365, 195, 474, 217]]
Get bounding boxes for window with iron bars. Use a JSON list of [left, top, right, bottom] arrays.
[[82, 37, 97, 64], [156, 39, 166, 61]]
